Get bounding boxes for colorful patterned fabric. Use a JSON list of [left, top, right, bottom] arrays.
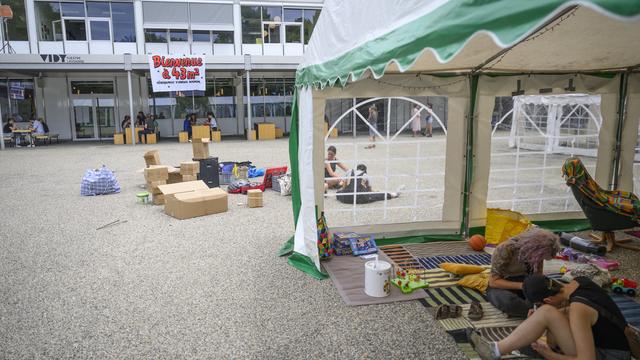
[[563, 157, 640, 219]]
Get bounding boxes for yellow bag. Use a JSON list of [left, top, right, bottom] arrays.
[[484, 208, 532, 245]]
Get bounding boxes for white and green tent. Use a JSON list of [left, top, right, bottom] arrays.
[[281, 0, 640, 278]]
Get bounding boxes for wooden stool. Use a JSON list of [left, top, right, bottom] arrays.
[[179, 131, 188, 143], [146, 133, 157, 144], [113, 133, 124, 145], [275, 128, 284, 138], [211, 131, 221, 142], [248, 130, 256, 141]]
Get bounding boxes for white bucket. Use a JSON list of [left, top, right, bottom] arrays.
[[364, 259, 392, 297]]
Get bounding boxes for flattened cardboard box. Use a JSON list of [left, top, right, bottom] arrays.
[[165, 187, 228, 219]]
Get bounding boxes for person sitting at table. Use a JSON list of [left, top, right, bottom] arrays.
[[3, 118, 18, 146], [139, 114, 158, 143], [30, 118, 45, 135], [183, 114, 193, 141], [136, 111, 146, 126], [324, 145, 349, 191], [205, 112, 218, 131], [121, 115, 131, 131]]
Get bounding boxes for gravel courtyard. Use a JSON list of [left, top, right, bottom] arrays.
[[0, 139, 465, 359], [2, 138, 639, 359]]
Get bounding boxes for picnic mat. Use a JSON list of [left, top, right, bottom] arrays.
[[322, 253, 428, 306], [417, 254, 493, 269], [419, 286, 487, 307]]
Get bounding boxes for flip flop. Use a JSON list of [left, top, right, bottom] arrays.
[[468, 301, 484, 321]]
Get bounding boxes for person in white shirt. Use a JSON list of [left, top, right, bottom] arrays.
[[206, 112, 218, 131]]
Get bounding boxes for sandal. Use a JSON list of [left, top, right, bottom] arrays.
[[468, 301, 484, 321], [435, 304, 450, 320], [450, 304, 462, 318]]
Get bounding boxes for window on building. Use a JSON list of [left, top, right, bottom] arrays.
[[64, 19, 87, 41], [71, 81, 114, 94], [111, 2, 135, 42], [61, 2, 85, 17], [86, 1, 110, 17], [142, 1, 188, 28], [192, 30, 210, 42], [169, 29, 188, 42], [242, 6, 320, 45], [36, 1, 63, 41], [1, 0, 28, 41], [36, 1, 135, 43], [303, 9, 319, 44], [212, 31, 233, 44], [144, 29, 167, 43], [241, 6, 261, 44], [5, 79, 35, 123]]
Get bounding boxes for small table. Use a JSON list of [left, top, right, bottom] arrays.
[[12, 129, 33, 146]]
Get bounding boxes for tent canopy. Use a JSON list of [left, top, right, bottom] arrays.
[[286, 0, 640, 277], [297, 0, 640, 88]]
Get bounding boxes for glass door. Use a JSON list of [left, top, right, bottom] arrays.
[[73, 98, 95, 139], [96, 98, 115, 138], [72, 97, 115, 139]]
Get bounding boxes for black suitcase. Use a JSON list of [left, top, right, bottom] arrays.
[[193, 157, 220, 188]]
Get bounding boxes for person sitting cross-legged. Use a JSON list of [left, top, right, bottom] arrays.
[[469, 274, 632, 360]]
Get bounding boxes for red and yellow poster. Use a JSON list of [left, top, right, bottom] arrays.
[[148, 55, 206, 92]]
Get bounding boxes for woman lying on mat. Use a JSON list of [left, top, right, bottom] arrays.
[[487, 228, 560, 318], [469, 274, 632, 360]]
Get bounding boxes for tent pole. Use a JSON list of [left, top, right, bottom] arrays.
[[460, 74, 479, 238], [611, 72, 629, 189]]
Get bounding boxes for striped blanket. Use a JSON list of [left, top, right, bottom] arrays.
[[420, 286, 487, 307], [417, 254, 493, 270]]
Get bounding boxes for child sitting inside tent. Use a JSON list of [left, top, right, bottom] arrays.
[[336, 164, 402, 204]]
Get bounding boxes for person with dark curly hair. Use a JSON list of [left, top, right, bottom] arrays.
[[487, 228, 560, 318]]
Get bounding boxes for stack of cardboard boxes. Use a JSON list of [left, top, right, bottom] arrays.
[[192, 138, 210, 160], [247, 189, 263, 208], [144, 165, 169, 205], [158, 181, 228, 219], [180, 161, 199, 182]]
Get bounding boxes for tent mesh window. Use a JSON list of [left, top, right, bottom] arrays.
[[323, 96, 447, 227], [488, 94, 600, 214]]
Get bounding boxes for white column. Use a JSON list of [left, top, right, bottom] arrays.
[[246, 70, 252, 139], [127, 70, 136, 145], [233, 2, 242, 56], [234, 75, 244, 135], [24, 0, 38, 53], [0, 101, 4, 150], [134, 0, 145, 54]]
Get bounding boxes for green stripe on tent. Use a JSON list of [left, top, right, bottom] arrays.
[[287, 252, 329, 280], [289, 90, 302, 225], [296, 0, 640, 88], [277, 236, 294, 257]]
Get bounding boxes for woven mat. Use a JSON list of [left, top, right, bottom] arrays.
[[322, 253, 428, 306], [419, 286, 487, 307]]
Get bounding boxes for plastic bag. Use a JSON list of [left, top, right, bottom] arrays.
[[277, 174, 292, 196], [485, 208, 532, 245], [80, 165, 121, 196]]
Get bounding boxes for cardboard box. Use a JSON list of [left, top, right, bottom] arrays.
[[157, 180, 210, 197], [275, 127, 284, 138], [144, 165, 169, 182], [329, 128, 338, 138], [146, 133, 157, 144], [180, 161, 200, 175], [147, 180, 166, 193], [113, 133, 124, 145], [248, 130, 256, 141], [126, 127, 144, 144], [164, 187, 228, 220], [152, 193, 165, 205], [192, 137, 210, 160], [211, 131, 221, 142], [179, 131, 189, 143], [257, 123, 276, 140], [192, 125, 210, 141], [248, 197, 263, 208], [144, 150, 161, 167], [247, 189, 263, 208], [168, 169, 182, 184], [181, 175, 198, 182]]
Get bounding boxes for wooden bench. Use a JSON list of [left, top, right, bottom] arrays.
[[34, 133, 60, 145]]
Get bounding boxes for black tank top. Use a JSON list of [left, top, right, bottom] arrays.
[[570, 277, 630, 351], [325, 162, 337, 178]]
